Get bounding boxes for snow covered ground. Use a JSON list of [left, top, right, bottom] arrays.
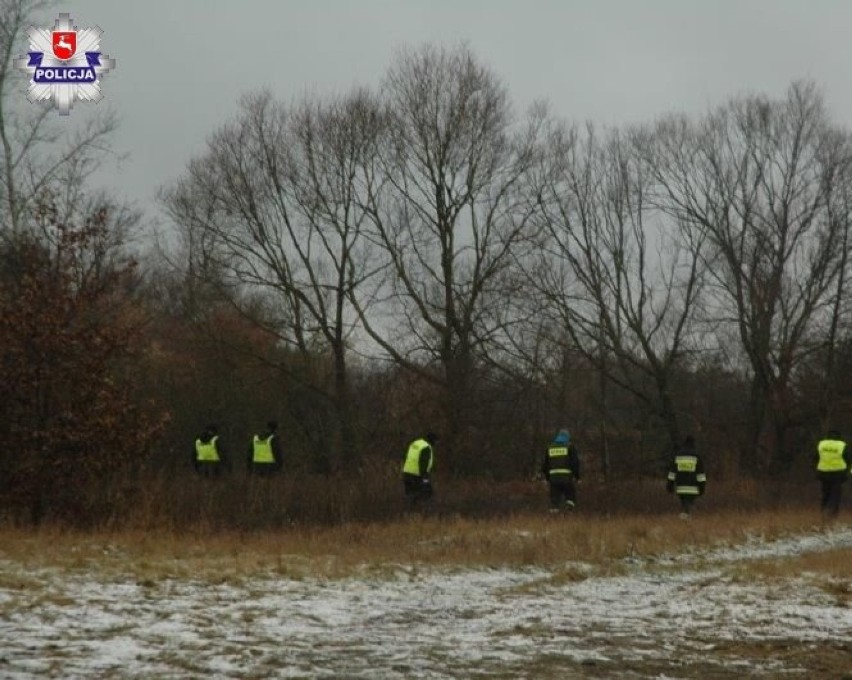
[[1, 525, 851, 679]]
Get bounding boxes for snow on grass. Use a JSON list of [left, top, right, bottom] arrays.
[[1, 525, 851, 679]]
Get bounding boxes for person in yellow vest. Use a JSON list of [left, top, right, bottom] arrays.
[[541, 428, 581, 512], [402, 432, 437, 509], [247, 421, 283, 476], [193, 424, 227, 477], [666, 434, 706, 518], [815, 429, 849, 517]]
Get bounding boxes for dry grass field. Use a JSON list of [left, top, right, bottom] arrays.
[[1, 509, 852, 678]]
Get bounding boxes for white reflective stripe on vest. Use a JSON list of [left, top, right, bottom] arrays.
[[547, 446, 572, 476]]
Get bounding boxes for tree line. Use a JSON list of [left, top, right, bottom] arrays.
[[1, 0, 850, 524]]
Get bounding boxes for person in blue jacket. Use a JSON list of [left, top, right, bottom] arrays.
[[541, 429, 581, 512]]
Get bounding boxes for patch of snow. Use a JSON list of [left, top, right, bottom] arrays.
[[0, 525, 851, 678]]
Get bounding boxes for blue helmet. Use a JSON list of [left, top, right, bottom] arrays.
[[553, 429, 570, 444]]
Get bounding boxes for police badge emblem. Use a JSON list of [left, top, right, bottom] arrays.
[[15, 13, 115, 116]]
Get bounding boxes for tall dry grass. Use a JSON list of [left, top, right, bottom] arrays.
[[2, 459, 843, 583], [0, 507, 844, 582], [92, 463, 823, 533]]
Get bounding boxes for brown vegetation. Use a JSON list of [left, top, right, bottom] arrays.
[[1, 7, 851, 529], [0, 507, 841, 582]]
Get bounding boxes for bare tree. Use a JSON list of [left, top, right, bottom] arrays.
[[352, 44, 546, 471], [528, 122, 709, 460], [815, 135, 852, 430], [0, 0, 120, 239], [162, 89, 384, 467], [645, 81, 852, 469]]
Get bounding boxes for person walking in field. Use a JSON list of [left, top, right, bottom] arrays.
[[247, 420, 283, 476], [402, 432, 437, 510], [193, 423, 228, 477], [667, 434, 706, 518], [815, 429, 849, 518], [542, 428, 581, 512]]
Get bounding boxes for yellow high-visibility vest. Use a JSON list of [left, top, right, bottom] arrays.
[[402, 439, 433, 476], [252, 434, 275, 464], [817, 439, 847, 472], [195, 435, 220, 462]]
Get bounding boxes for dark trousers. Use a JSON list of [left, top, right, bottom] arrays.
[[249, 463, 278, 477], [678, 494, 697, 515], [819, 471, 846, 516], [195, 461, 223, 478], [548, 478, 576, 510], [403, 473, 432, 510]]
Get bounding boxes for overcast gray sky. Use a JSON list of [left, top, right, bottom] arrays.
[[57, 0, 852, 214]]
